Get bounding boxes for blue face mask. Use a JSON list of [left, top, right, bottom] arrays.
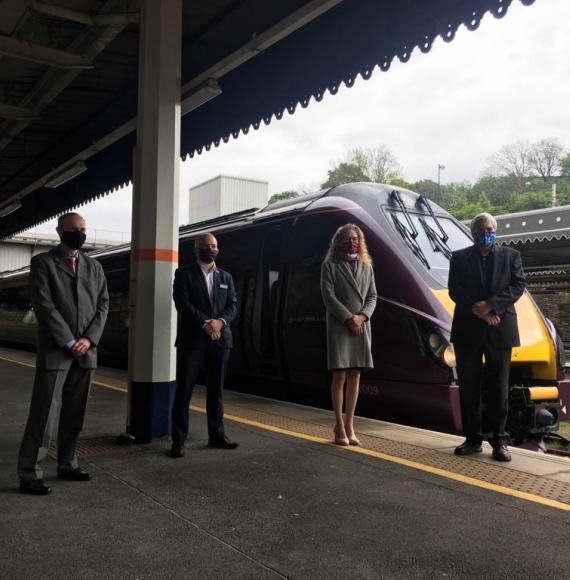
[[474, 231, 496, 248]]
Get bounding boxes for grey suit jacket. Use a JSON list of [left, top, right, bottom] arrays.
[[30, 245, 109, 370], [320, 260, 377, 370]]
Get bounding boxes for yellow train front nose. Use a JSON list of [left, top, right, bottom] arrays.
[[432, 289, 557, 380]]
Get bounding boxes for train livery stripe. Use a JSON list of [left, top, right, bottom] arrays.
[[1, 354, 567, 513], [133, 248, 179, 262]]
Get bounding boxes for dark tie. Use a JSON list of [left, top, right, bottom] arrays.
[[68, 255, 77, 273]]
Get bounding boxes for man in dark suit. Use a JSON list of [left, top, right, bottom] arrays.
[[448, 212, 525, 462], [18, 212, 109, 494], [170, 232, 238, 457]]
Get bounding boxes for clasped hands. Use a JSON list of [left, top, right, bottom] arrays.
[[345, 313, 367, 336], [71, 337, 91, 357], [203, 319, 223, 341], [472, 301, 501, 326]]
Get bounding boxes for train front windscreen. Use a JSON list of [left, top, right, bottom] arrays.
[[386, 208, 473, 286]]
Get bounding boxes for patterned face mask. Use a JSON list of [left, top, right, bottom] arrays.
[[343, 240, 359, 254], [474, 231, 496, 248]]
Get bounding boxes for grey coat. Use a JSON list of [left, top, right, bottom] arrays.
[[30, 245, 109, 370], [320, 260, 377, 370]]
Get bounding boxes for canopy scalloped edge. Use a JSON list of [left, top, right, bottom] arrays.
[[181, 0, 536, 161]]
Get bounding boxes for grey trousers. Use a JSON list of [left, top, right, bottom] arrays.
[[18, 360, 93, 481]]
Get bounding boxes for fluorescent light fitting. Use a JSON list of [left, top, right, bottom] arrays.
[[44, 161, 87, 189], [181, 79, 222, 115], [0, 200, 22, 218]]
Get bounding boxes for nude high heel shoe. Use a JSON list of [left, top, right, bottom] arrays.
[[345, 426, 360, 446], [334, 427, 349, 446]]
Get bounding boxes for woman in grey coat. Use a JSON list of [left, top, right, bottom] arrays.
[[320, 224, 377, 446]]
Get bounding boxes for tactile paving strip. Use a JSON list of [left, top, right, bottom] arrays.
[[201, 395, 570, 506], [45, 390, 570, 505], [47, 435, 160, 459]]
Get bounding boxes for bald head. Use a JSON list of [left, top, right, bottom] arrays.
[[194, 232, 219, 265], [56, 212, 87, 252], [57, 212, 86, 233]]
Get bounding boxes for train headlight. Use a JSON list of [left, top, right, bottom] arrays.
[[442, 345, 456, 368], [424, 329, 456, 368]]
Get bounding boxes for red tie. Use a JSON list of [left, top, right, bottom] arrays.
[[68, 255, 77, 273]]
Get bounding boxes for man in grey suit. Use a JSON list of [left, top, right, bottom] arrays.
[[18, 212, 109, 495]]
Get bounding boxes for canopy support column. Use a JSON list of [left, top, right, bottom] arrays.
[[127, 0, 181, 441]]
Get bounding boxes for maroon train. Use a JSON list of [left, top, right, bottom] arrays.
[[0, 183, 565, 442]]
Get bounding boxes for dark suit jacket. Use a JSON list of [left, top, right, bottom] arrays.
[[30, 245, 109, 370], [448, 244, 525, 348], [173, 262, 238, 349]]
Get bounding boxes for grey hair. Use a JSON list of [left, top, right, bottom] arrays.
[[470, 212, 497, 234], [194, 232, 217, 247]]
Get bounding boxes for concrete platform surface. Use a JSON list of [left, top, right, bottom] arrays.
[[1, 348, 569, 580]]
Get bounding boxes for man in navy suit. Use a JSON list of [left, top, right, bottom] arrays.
[[448, 212, 525, 462], [170, 232, 239, 457]]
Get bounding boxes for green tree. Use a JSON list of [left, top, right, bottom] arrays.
[[505, 191, 550, 213], [268, 190, 299, 204], [472, 175, 520, 206], [321, 162, 368, 188], [413, 179, 440, 202], [487, 140, 534, 193], [387, 177, 412, 189], [529, 138, 565, 182], [350, 146, 403, 183], [561, 153, 570, 177]]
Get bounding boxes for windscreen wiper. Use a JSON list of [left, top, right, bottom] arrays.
[[390, 190, 419, 239], [416, 195, 449, 243], [391, 213, 430, 269], [389, 190, 430, 269], [419, 217, 453, 260]]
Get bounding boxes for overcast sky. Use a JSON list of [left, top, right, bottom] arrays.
[[30, 0, 570, 240]]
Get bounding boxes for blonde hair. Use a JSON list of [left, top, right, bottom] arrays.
[[324, 223, 373, 267]]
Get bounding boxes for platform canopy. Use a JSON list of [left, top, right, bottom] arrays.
[[0, 0, 535, 238]]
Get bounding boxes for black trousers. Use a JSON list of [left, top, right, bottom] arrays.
[[454, 342, 511, 445], [18, 360, 93, 481], [171, 344, 230, 446]]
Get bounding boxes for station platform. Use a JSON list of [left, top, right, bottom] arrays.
[[1, 346, 569, 579]]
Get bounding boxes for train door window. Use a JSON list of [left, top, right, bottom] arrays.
[[259, 229, 282, 358]]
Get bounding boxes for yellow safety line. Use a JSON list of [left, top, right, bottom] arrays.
[[2, 354, 568, 512], [0, 355, 128, 393]]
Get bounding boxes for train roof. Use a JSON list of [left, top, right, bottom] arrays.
[[0, 183, 449, 279]]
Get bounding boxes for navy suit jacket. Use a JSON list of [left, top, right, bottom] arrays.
[[448, 244, 525, 348], [173, 262, 238, 349]]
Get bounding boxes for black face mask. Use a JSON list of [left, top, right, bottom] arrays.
[[198, 248, 219, 263], [61, 230, 87, 250]]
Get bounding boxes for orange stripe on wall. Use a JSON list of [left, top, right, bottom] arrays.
[[133, 249, 179, 262]]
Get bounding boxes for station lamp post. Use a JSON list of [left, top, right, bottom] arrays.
[[437, 163, 445, 201]]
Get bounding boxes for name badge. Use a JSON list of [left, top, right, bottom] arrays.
[[220, 284, 228, 289]]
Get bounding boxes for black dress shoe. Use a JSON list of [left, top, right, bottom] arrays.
[[19, 479, 52, 495], [492, 444, 512, 462], [454, 440, 483, 456], [169, 444, 185, 458], [208, 435, 239, 449], [57, 468, 92, 481]]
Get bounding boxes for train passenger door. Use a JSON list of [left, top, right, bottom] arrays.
[[253, 228, 287, 377], [283, 213, 344, 387]]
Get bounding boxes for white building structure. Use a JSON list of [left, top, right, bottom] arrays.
[[188, 175, 268, 224], [0, 232, 117, 273]]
